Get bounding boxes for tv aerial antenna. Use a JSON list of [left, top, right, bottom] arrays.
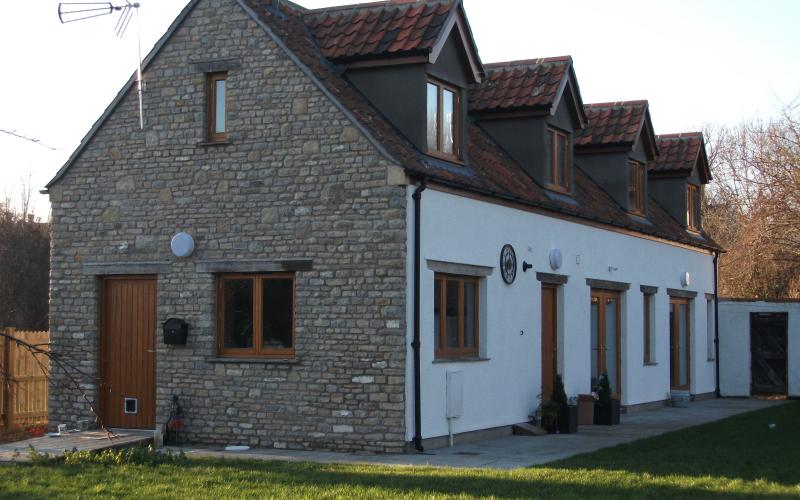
[[58, 2, 146, 129]]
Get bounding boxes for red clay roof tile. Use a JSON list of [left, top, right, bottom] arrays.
[[468, 57, 571, 112], [652, 132, 703, 174], [575, 100, 648, 148], [304, 0, 456, 60]]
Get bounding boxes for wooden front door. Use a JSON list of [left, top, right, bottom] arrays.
[[100, 276, 156, 429], [541, 285, 558, 399], [669, 298, 691, 390], [590, 289, 621, 396]]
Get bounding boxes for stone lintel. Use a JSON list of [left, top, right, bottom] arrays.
[[195, 259, 313, 273], [586, 278, 630, 291]]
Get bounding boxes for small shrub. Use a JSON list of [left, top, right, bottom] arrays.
[[62, 445, 186, 466], [595, 372, 612, 406], [27, 445, 55, 465], [551, 374, 569, 410], [29, 444, 186, 466]]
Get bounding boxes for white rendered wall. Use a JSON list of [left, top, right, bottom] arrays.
[[718, 300, 800, 397], [405, 187, 717, 441]]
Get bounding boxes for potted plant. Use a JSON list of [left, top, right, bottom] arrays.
[[540, 399, 560, 433], [552, 374, 578, 434], [593, 372, 620, 425], [534, 393, 559, 433]]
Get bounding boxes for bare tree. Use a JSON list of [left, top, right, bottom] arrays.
[[704, 101, 800, 298], [0, 180, 49, 331]]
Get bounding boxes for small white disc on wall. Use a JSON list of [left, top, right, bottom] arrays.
[[549, 248, 562, 270], [171, 232, 195, 258]]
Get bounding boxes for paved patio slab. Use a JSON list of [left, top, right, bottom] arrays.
[[169, 398, 784, 469], [0, 429, 152, 462]]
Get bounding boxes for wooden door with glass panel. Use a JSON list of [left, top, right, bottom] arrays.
[[590, 289, 621, 397], [541, 284, 558, 399], [669, 298, 691, 390]]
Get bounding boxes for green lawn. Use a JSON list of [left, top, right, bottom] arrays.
[[0, 402, 798, 499]]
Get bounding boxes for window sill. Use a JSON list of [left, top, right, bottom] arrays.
[[433, 357, 490, 364], [425, 150, 464, 166], [207, 357, 300, 365], [197, 140, 232, 147], [643, 361, 658, 366], [544, 183, 571, 195]]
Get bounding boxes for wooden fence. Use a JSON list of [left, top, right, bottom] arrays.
[[0, 328, 49, 428]]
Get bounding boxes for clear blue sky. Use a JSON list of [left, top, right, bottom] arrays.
[[1, 0, 798, 217]]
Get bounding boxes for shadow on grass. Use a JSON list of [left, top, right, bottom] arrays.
[[2, 403, 798, 499], [79, 458, 780, 499], [2, 457, 785, 499], [546, 401, 800, 487]]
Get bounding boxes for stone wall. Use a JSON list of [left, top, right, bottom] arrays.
[[48, 0, 408, 453]]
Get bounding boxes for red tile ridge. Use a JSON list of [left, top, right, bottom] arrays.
[[584, 100, 648, 109], [306, 0, 452, 14], [657, 132, 703, 139], [484, 55, 571, 69]]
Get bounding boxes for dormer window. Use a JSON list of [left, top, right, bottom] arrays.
[[687, 184, 701, 231], [547, 127, 569, 192], [427, 80, 461, 160], [628, 161, 645, 214]]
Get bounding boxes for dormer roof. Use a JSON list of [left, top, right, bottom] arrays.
[[652, 132, 711, 183], [575, 100, 658, 160], [304, 0, 484, 82], [468, 56, 587, 127]]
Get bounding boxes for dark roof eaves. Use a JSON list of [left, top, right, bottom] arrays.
[[421, 172, 720, 252], [638, 106, 659, 160], [45, 0, 205, 189], [428, 0, 485, 82], [553, 63, 587, 128]]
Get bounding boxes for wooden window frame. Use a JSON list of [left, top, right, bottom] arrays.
[[434, 273, 479, 359], [687, 184, 701, 231], [216, 273, 295, 358], [628, 161, 646, 215], [546, 127, 570, 193], [426, 79, 462, 163], [207, 72, 228, 143], [643, 292, 654, 364]]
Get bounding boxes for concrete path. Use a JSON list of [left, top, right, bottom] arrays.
[[0, 429, 152, 462], [169, 398, 784, 470]]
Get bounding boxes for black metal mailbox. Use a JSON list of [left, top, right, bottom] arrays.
[[163, 318, 189, 345]]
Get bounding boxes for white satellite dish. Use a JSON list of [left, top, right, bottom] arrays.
[[170, 232, 194, 258]]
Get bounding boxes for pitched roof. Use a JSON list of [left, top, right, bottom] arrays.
[[255, 1, 717, 248], [575, 100, 658, 159], [652, 132, 711, 182], [47, 0, 718, 252], [304, 0, 454, 60], [469, 57, 565, 111]]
